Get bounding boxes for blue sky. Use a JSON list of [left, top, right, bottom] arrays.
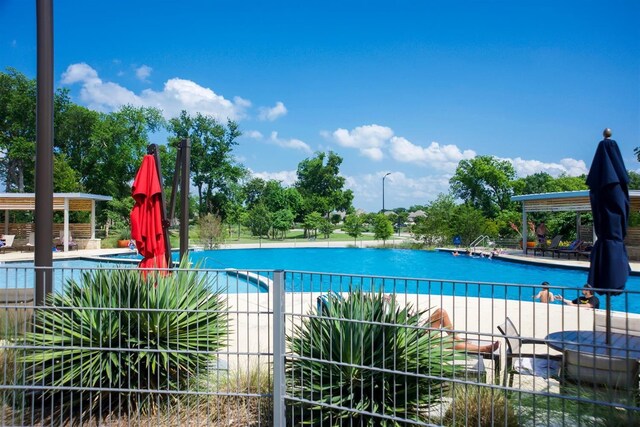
[[1, 1, 639, 211]]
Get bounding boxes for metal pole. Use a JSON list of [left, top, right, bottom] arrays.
[[35, 0, 54, 305], [179, 138, 190, 261], [168, 142, 182, 225], [606, 293, 611, 346], [382, 172, 390, 212], [272, 270, 286, 426]]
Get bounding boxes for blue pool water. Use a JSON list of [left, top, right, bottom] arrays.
[[3, 248, 639, 312], [0, 258, 259, 294], [187, 248, 640, 313]]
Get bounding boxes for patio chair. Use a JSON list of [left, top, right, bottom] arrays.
[[532, 235, 563, 257], [0, 235, 17, 253], [497, 317, 561, 387]]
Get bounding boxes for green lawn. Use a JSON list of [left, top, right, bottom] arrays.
[[100, 226, 412, 249]]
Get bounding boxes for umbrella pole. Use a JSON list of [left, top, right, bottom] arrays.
[[606, 293, 611, 347]]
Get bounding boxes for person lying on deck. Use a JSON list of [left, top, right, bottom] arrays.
[[427, 308, 500, 353]]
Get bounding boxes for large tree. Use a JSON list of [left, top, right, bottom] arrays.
[[449, 155, 516, 218], [343, 213, 365, 245], [167, 111, 245, 218], [295, 151, 353, 218], [0, 68, 37, 192], [411, 194, 456, 246]]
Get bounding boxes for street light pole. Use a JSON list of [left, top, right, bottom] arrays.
[[382, 172, 391, 212]]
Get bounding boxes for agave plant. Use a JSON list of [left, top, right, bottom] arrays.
[[286, 290, 459, 426], [14, 262, 229, 424]]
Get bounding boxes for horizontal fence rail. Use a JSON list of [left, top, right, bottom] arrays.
[[0, 264, 638, 425]]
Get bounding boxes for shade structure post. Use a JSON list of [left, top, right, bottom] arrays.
[[179, 138, 190, 261], [34, 0, 54, 305], [521, 208, 527, 254]]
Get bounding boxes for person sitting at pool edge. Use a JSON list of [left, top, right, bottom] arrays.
[[557, 284, 600, 309], [428, 308, 500, 353], [533, 281, 556, 303]]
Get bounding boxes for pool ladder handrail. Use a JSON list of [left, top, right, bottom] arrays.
[[469, 235, 495, 252]]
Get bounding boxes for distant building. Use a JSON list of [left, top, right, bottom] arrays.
[[407, 210, 426, 224]]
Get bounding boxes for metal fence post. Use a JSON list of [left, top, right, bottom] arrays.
[[272, 270, 286, 426]]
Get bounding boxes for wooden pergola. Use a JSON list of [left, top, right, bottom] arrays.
[[0, 192, 112, 252], [511, 190, 640, 254]]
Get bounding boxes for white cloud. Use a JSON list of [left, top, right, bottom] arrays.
[[389, 138, 476, 172], [61, 63, 250, 121], [258, 101, 288, 121], [503, 157, 588, 177], [269, 131, 312, 153], [328, 124, 394, 161], [245, 130, 264, 140], [250, 169, 298, 186], [135, 65, 152, 81]]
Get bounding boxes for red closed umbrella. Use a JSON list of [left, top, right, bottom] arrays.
[[131, 151, 171, 274]]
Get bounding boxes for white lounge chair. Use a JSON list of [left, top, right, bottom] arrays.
[[0, 235, 16, 253], [23, 232, 35, 252]]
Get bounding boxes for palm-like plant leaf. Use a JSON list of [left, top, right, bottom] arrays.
[[14, 261, 229, 424], [286, 290, 459, 426]]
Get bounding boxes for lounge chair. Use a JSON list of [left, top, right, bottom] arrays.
[[55, 231, 78, 251], [22, 232, 35, 252], [532, 235, 563, 257], [0, 235, 17, 253], [576, 244, 592, 260], [497, 317, 561, 387], [551, 239, 583, 258]]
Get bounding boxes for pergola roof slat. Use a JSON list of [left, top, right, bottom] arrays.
[[512, 190, 640, 213], [0, 193, 111, 211]]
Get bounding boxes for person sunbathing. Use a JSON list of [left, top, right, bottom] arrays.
[[427, 308, 500, 353]]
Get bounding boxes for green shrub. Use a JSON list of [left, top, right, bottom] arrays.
[[286, 290, 458, 426], [13, 263, 229, 424], [443, 385, 517, 427]]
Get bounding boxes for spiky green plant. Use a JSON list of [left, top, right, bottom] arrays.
[[443, 385, 517, 427], [13, 262, 229, 424], [286, 290, 459, 426]]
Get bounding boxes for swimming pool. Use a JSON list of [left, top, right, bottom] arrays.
[[0, 259, 262, 294], [99, 247, 640, 311], [4, 248, 639, 312]]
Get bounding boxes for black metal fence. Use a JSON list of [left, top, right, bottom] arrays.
[[0, 265, 639, 425]]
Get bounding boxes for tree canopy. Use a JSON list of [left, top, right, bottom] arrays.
[[449, 155, 516, 218], [295, 151, 354, 217]]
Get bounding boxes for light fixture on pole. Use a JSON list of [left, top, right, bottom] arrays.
[[382, 172, 391, 212]]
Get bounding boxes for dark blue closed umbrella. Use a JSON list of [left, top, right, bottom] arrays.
[[586, 130, 630, 343]]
